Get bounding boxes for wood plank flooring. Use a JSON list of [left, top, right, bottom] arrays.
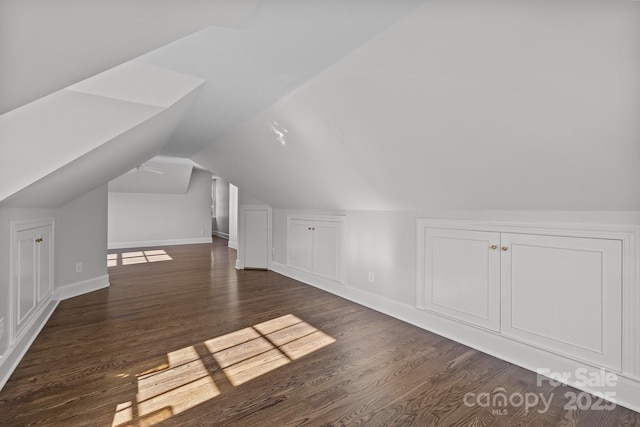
[[1, 237, 639, 426]]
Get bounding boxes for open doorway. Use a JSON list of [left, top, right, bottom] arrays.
[[211, 177, 238, 250]]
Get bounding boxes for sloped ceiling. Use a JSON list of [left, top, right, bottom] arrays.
[[0, 0, 260, 114], [0, 62, 205, 207], [109, 156, 198, 194], [137, 0, 426, 156], [192, 0, 640, 211], [2, 0, 639, 212]]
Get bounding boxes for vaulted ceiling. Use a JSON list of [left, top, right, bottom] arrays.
[[2, 0, 639, 211]]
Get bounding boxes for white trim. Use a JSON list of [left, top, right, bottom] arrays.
[[270, 260, 640, 413], [228, 240, 238, 250], [108, 237, 212, 250], [0, 298, 58, 391], [212, 231, 229, 239], [54, 275, 110, 301]]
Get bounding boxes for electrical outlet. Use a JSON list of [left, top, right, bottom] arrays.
[[368, 272, 375, 283], [75, 262, 83, 273], [200, 229, 204, 235]]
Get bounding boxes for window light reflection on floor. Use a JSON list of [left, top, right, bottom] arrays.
[[107, 250, 173, 267], [205, 314, 336, 386], [112, 346, 220, 427], [111, 314, 335, 427]]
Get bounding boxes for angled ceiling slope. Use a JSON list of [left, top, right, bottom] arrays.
[[136, 0, 426, 157], [0, 61, 205, 208], [0, 0, 261, 115], [109, 156, 200, 194], [192, 0, 640, 211]]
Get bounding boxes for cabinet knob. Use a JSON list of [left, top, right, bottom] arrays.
[[501, 246, 508, 251], [490, 245, 497, 250]]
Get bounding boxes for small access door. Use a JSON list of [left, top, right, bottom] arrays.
[[242, 206, 271, 269]]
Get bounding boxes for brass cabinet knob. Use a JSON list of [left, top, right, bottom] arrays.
[[490, 245, 497, 250], [501, 246, 508, 251]]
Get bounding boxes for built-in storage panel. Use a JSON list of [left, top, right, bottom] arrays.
[[287, 214, 346, 283], [12, 219, 53, 342], [289, 219, 314, 272], [419, 228, 500, 331], [501, 233, 622, 371], [418, 219, 628, 374]]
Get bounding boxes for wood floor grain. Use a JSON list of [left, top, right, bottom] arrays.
[[1, 237, 638, 426]]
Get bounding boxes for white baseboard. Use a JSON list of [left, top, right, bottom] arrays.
[[270, 261, 640, 413], [0, 298, 58, 391], [108, 237, 212, 250], [212, 231, 229, 239], [228, 240, 238, 250], [54, 274, 110, 301]]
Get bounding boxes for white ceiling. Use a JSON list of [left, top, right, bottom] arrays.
[[1, 0, 423, 142], [109, 156, 199, 194], [0, 0, 260, 114], [0, 61, 204, 207], [2, 0, 639, 211], [136, 0, 426, 157]]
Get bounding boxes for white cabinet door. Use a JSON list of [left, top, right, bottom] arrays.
[[422, 228, 501, 331], [501, 233, 622, 371], [288, 219, 314, 273], [244, 210, 269, 269], [287, 215, 346, 283], [313, 221, 341, 281], [13, 221, 54, 341]]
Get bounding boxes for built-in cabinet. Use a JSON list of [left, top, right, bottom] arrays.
[[418, 219, 629, 373], [287, 214, 346, 283], [12, 219, 54, 343]]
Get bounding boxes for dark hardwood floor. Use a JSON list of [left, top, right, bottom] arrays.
[[1, 237, 638, 426]]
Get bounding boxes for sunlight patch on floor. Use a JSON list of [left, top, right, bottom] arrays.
[[107, 250, 173, 267], [112, 346, 219, 427], [112, 314, 334, 426], [205, 314, 335, 386]]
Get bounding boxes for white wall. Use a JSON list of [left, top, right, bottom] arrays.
[[108, 169, 212, 248], [56, 184, 108, 288]]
